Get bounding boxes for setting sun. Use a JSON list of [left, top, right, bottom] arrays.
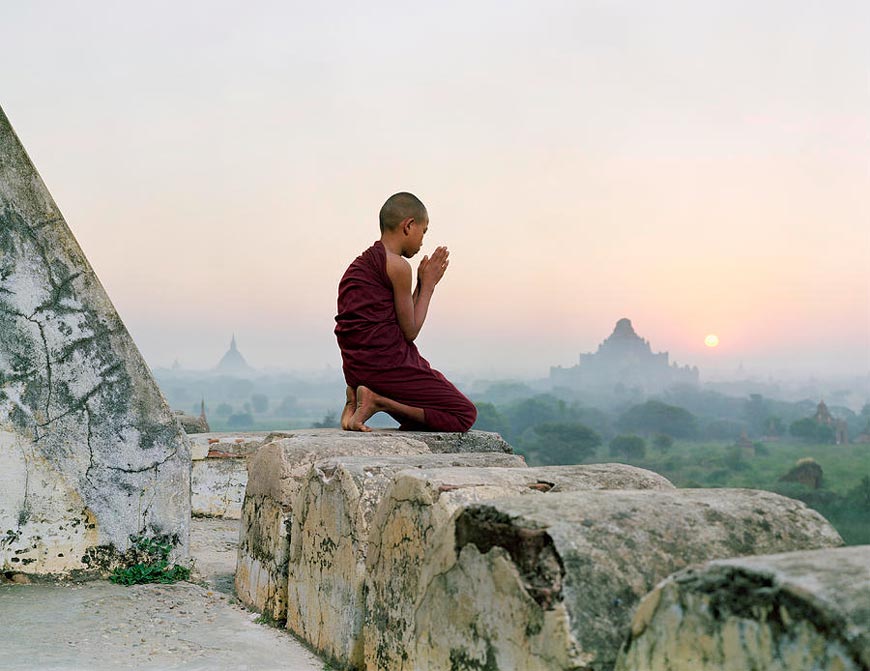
[[705, 334, 720, 348]]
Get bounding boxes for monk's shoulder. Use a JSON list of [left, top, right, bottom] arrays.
[[384, 250, 411, 287], [384, 249, 411, 273]]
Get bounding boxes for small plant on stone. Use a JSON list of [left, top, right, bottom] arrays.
[[109, 534, 191, 585]]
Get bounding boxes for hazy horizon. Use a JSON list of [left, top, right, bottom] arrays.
[[153, 328, 870, 385], [3, 2, 868, 381]]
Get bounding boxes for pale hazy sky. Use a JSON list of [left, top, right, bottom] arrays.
[[2, 1, 868, 379]]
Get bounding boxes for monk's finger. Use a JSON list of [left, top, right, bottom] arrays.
[[431, 246, 448, 264]]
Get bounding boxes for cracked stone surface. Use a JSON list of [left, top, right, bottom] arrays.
[[189, 428, 512, 460], [286, 452, 527, 669], [363, 463, 674, 671], [235, 433, 432, 621], [615, 544, 870, 671], [191, 457, 247, 519], [0, 106, 190, 575], [412, 489, 844, 671]]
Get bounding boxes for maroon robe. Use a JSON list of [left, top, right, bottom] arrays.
[[335, 241, 477, 432]]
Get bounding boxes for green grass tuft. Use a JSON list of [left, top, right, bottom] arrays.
[[109, 534, 191, 585]]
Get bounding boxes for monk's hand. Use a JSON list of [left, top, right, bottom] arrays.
[[420, 246, 449, 289]]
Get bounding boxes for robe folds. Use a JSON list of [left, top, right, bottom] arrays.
[[335, 241, 477, 432]]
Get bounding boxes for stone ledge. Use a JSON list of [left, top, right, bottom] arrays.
[[189, 428, 512, 462], [235, 433, 433, 620], [616, 544, 870, 671], [412, 488, 843, 671], [284, 452, 527, 668], [364, 463, 674, 671]]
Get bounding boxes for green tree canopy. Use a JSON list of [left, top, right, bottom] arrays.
[[472, 402, 509, 437], [528, 421, 601, 466], [505, 394, 567, 441], [617, 400, 697, 438], [790, 417, 816, 440], [765, 416, 785, 436], [744, 394, 770, 435], [609, 435, 646, 460], [789, 417, 835, 443], [652, 433, 673, 452]]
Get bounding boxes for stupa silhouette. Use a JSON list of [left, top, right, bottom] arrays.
[[216, 335, 254, 375]]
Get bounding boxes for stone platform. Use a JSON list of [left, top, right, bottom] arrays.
[[233, 429, 513, 622], [232, 429, 851, 671], [411, 488, 842, 671], [189, 429, 511, 519], [363, 463, 675, 671]]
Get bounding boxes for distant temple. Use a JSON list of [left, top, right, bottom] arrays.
[[550, 318, 699, 394], [216, 335, 255, 375], [813, 400, 848, 445]]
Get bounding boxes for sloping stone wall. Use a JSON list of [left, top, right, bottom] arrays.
[[411, 489, 843, 671], [616, 544, 870, 671], [0, 105, 190, 575]]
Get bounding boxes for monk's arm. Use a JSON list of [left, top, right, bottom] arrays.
[[388, 256, 433, 342]]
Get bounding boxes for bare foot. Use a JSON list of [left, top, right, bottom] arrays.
[[340, 386, 357, 431], [348, 386, 380, 432]]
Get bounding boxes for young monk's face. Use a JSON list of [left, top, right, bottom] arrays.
[[403, 217, 429, 258]]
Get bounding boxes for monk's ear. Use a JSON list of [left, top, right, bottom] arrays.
[[400, 217, 414, 235]]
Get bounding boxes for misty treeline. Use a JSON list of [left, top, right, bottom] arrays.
[[472, 383, 870, 459], [470, 382, 870, 545]]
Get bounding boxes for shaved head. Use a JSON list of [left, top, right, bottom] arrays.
[[379, 192, 428, 232]]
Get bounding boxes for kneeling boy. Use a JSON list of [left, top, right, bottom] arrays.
[[334, 192, 477, 432]]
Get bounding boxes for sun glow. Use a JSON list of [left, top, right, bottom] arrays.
[[705, 334, 720, 348]]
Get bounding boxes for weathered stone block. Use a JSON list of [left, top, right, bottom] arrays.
[[188, 432, 270, 461], [235, 433, 431, 620], [616, 545, 870, 671], [364, 463, 673, 671], [0, 105, 190, 576], [412, 489, 843, 671], [174, 411, 209, 435], [191, 428, 513, 457], [392, 430, 512, 453], [286, 452, 527, 669], [191, 456, 247, 519]]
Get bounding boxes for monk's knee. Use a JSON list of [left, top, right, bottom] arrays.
[[456, 398, 477, 433]]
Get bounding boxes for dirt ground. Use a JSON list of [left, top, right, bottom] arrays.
[[0, 518, 327, 671]]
